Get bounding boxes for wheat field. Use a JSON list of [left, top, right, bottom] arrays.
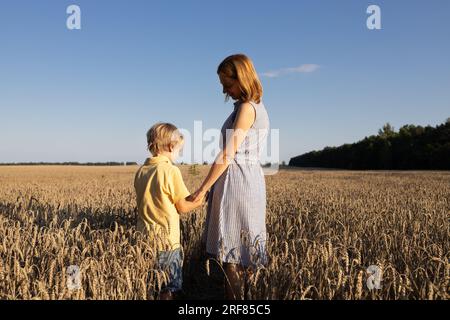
[[0, 165, 448, 300]]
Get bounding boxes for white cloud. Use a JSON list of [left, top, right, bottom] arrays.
[[261, 64, 320, 78]]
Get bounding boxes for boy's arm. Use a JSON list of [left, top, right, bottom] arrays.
[[175, 195, 204, 214]]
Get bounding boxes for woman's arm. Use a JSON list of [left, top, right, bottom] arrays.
[[189, 102, 256, 201]]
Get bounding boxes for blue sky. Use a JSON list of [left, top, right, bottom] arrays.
[[1, 0, 449, 163]]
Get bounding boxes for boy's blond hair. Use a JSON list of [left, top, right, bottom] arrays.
[[147, 123, 184, 156], [217, 53, 263, 104]]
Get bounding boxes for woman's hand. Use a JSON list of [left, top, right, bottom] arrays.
[[187, 188, 208, 203]]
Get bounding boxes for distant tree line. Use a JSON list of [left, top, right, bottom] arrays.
[[0, 162, 138, 166], [289, 119, 450, 170]]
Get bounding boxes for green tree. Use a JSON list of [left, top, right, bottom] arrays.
[[378, 123, 395, 138]]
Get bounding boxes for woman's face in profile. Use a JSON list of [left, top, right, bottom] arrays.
[[219, 73, 241, 101]]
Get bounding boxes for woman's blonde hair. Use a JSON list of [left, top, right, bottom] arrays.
[[217, 54, 263, 103], [146, 123, 184, 156]]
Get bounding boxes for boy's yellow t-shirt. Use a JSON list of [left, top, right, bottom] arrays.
[[134, 155, 190, 250]]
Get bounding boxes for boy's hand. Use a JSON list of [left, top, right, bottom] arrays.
[[188, 188, 207, 203], [187, 191, 207, 203], [187, 192, 206, 205], [176, 191, 207, 214]]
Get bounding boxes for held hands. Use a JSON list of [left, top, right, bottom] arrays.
[[177, 190, 207, 214], [187, 188, 209, 205]]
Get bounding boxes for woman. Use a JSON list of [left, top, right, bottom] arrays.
[[189, 54, 270, 299]]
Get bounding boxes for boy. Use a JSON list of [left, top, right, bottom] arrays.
[[134, 122, 204, 300]]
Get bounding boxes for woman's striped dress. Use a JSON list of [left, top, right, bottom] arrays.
[[203, 99, 270, 267]]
